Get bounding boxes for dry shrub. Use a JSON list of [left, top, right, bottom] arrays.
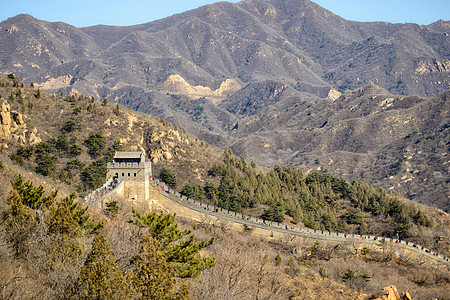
[[189, 232, 289, 300]]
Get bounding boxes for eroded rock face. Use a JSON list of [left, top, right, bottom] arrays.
[[375, 285, 412, 300], [0, 100, 36, 146], [159, 74, 241, 97], [11, 111, 25, 125], [27, 127, 41, 145], [415, 58, 450, 74], [327, 88, 341, 101], [214, 79, 242, 96], [0, 101, 12, 125], [0, 101, 12, 140], [147, 127, 190, 163]]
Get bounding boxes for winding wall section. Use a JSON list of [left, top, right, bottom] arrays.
[[150, 180, 449, 267]]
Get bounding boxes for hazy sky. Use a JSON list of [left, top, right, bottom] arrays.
[[0, 0, 448, 27]]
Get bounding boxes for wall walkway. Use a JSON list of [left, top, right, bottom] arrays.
[[85, 178, 123, 209], [151, 179, 449, 267], [84, 176, 449, 267]]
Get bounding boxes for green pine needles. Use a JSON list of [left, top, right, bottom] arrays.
[[1, 176, 215, 298], [181, 151, 432, 238], [128, 208, 215, 278]]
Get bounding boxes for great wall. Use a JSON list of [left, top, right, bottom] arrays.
[[85, 151, 450, 267]]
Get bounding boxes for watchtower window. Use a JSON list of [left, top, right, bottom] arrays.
[[122, 173, 124, 177], [134, 173, 136, 177], [114, 157, 141, 164], [128, 173, 130, 177]]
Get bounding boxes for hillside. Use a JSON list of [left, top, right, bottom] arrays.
[[0, 74, 222, 191], [0, 1, 448, 98], [0, 74, 448, 251], [0, 74, 449, 299], [226, 84, 450, 210], [0, 0, 448, 211], [1, 160, 448, 299]]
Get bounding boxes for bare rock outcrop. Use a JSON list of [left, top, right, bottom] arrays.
[[147, 127, 190, 163], [159, 74, 241, 97], [159, 74, 213, 95], [415, 58, 450, 74], [0, 101, 12, 139], [214, 79, 242, 96], [0, 100, 35, 146], [27, 127, 41, 145], [375, 285, 412, 300], [327, 88, 341, 101]]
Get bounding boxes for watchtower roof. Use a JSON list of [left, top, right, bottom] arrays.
[[114, 151, 143, 159], [113, 151, 145, 163]]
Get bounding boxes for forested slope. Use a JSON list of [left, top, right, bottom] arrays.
[[0, 75, 449, 299]]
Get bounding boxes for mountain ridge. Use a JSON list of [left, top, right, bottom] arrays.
[[0, 0, 449, 210], [1, 1, 449, 97]]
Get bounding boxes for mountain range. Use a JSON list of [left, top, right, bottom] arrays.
[[0, 0, 448, 210]]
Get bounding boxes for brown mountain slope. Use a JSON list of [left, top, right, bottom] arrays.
[[227, 84, 449, 210], [0, 0, 448, 98], [0, 0, 448, 210], [0, 73, 449, 256], [0, 75, 222, 191]]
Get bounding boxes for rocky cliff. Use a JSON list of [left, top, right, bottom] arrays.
[[0, 100, 41, 149], [375, 285, 412, 300]]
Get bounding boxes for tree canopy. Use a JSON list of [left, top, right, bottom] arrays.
[[180, 151, 432, 238], [1, 177, 215, 299], [128, 208, 215, 278]]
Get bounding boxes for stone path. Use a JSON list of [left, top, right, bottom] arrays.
[[153, 180, 449, 267]]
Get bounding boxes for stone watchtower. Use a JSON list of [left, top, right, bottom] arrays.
[[106, 151, 152, 201]]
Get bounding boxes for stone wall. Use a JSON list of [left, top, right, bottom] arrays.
[[123, 180, 148, 202], [148, 180, 449, 267]]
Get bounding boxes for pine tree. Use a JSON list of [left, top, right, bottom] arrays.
[[274, 253, 283, 266], [79, 233, 130, 299], [129, 234, 189, 300], [160, 167, 178, 189], [84, 134, 106, 158], [45, 195, 85, 237], [128, 209, 215, 278], [1, 189, 37, 257], [113, 104, 120, 116], [10, 175, 57, 209], [164, 234, 215, 278]]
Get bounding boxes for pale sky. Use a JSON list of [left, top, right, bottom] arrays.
[[0, 0, 448, 27]]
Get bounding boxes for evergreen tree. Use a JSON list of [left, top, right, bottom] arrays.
[[105, 201, 120, 217], [45, 199, 81, 237], [79, 233, 130, 299], [128, 209, 215, 278], [160, 167, 178, 189], [10, 175, 57, 209], [113, 104, 120, 116], [1, 189, 37, 257], [56, 134, 70, 153], [61, 119, 78, 133], [81, 159, 107, 189], [180, 184, 204, 201], [84, 133, 106, 158], [275, 253, 283, 266], [201, 154, 433, 236], [129, 234, 189, 300], [45, 193, 97, 236]]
